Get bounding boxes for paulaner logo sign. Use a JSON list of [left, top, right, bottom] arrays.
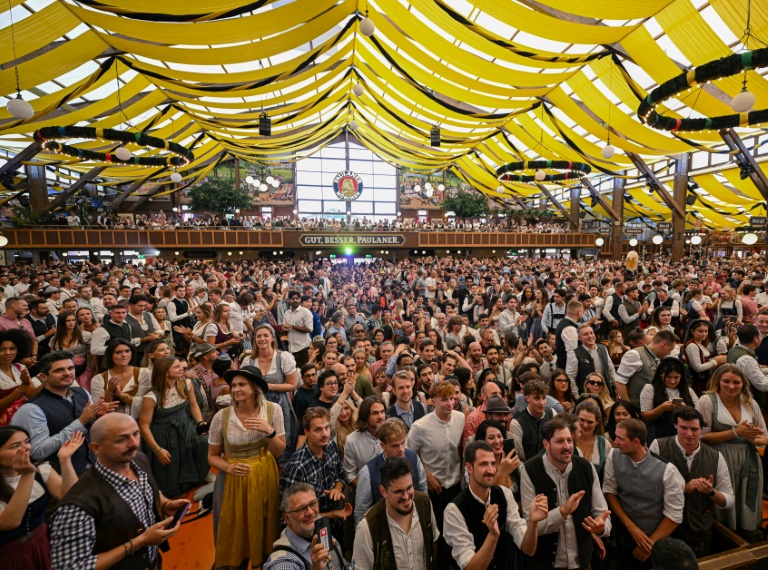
[[333, 171, 364, 200], [299, 235, 406, 246]]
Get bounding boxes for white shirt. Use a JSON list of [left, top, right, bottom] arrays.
[[353, 501, 438, 570], [615, 347, 657, 385], [406, 411, 465, 488], [283, 306, 313, 352], [520, 458, 611, 569], [639, 385, 699, 412], [649, 438, 734, 510], [0, 463, 52, 511], [732, 344, 768, 392], [208, 403, 285, 446], [90, 368, 152, 418], [602, 448, 685, 524], [443, 485, 528, 570], [343, 430, 383, 483]]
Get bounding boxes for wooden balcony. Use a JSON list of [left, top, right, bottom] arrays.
[[2, 228, 600, 250]]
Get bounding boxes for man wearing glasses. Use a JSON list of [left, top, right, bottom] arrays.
[[353, 457, 438, 570], [566, 324, 616, 396], [265, 483, 349, 570]]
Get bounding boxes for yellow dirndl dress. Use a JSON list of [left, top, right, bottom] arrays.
[[215, 403, 280, 569]]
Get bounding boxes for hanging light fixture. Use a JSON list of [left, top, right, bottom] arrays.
[[425, 181, 435, 197], [534, 170, 546, 181], [652, 235, 664, 245], [349, 118, 359, 130], [170, 171, 183, 183], [353, 83, 365, 97], [601, 144, 615, 160], [115, 146, 132, 161], [359, 8, 375, 36], [259, 183, 268, 192], [0, 236, 8, 247], [5, 1, 34, 120], [629, 238, 638, 247], [742, 232, 758, 245], [731, 0, 758, 113], [690, 235, 702, 245], [438, 183, 445, 192], [595, 237, 605, 247], [245, 175, 254, 184]]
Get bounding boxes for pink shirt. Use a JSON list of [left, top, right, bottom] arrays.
[[0, 315, 35, 341], [741, 296, 758, 324]]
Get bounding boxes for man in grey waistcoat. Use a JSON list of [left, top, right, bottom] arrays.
[[603, 418, 685, 570], [615, 330, 676, 408], [650, 407, 734, 557]]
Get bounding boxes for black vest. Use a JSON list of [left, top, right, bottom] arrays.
[[170, 298, 193, 326], [365, 491, 436, 570], [524, 455, 594, 570], [30, 387, 91, 474], [656, 437, 719, 533], [572, 345, 596, 394], [452, 486, 514, 570], [513, 407, 555, 462], [57, 453, 162, 570], [103, 319, 133, 344], [26, 314, 56, 358], [125, 312, 157, 354], [609, 293, 623, 321], [555, 318, 578, 369], [756, 335, 768, 367]]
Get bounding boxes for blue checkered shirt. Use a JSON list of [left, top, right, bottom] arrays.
[[50, 459, 158, 570], [263, 528, 344, 570], [279, 441, 345, 513]]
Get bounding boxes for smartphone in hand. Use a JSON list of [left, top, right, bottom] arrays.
[[314, 517, 332, 552], [166, 503, 190, 529]]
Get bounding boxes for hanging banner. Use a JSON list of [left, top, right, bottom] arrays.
[[299, 234, 405, 246], [333, 171, 364, 200]]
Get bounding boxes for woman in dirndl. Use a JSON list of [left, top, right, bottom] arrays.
[[208, 365, 285, 569], [240, 324, 298, 463]]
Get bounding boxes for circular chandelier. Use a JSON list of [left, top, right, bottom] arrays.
[[33, 126, 194, 167], [495, 160, 591, 184], [637, 47, 768, 133]]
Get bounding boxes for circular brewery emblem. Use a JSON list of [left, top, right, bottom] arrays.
[[333, 171, 364, 201]]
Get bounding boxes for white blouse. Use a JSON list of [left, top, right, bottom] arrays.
[[91, 368, 152, 418], [240, 352, 297, 377], [143, 379, 192, 408], [640, 384, 699, 412], [0, 463, 52, 511], [208, 403, 285, 447]]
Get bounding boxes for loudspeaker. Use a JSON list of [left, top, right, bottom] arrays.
[[686, 195, 697, 206], [430, 125, 440, 147], [259, 112, 271, 137]]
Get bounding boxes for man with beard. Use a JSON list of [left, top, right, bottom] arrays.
[[481, 345, 514, 388], [343, 396, 386, 487], [264, 483, 348, 570], [353, 457, 438, 570], [279, 407, 352, 532], [520, 417, 612, 570], [466, 342, 487, 378], [50, 413, 188, 570], [282, 291, 313, 368], [443, 441, 548, 569]]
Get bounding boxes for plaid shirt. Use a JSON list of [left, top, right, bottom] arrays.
[[279, 441, 345, 513], [50, 460, 158, 570], [263, 528, 344, 570]]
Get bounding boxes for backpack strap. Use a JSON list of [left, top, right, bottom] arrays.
[[268, 546, 310, 570]]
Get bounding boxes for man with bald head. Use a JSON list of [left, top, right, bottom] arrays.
[[461, 379, 503, 445], [50, 414, 189, 570]]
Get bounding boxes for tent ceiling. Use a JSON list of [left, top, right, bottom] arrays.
[[1, 0, 768, 225]]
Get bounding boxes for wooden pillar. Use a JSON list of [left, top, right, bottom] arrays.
[[569, 186, 580, 231], [672, 153, 690, 262], [25, 164, 48, 215], [611, 177, 625, 261]]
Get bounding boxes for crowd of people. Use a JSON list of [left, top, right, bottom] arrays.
[[0, 250, 766, 569], [29, 211, 570, 234]]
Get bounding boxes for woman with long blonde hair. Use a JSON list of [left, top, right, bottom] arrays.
[[697, 364, 768, 537], [139, 357, 209, 497], [333, 399, 357, 459]]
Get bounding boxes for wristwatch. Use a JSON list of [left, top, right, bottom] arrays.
[[266, 429, 277, 439], [708, 490, 716, 497]]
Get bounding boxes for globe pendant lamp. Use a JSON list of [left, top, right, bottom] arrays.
[[731, 87, 756, 113], [170, 171, 183, 183], [601, 143, 615, 160], [353, 83, 364, 97], [360, 14, 375, 36], [115, 146, 132, 161], [7, 93, 33, 120]]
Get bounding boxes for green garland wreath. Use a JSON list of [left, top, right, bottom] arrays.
[[637, 47, 768, 132], [495, 160, 591, 183], [33, 126, 194, 167]]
